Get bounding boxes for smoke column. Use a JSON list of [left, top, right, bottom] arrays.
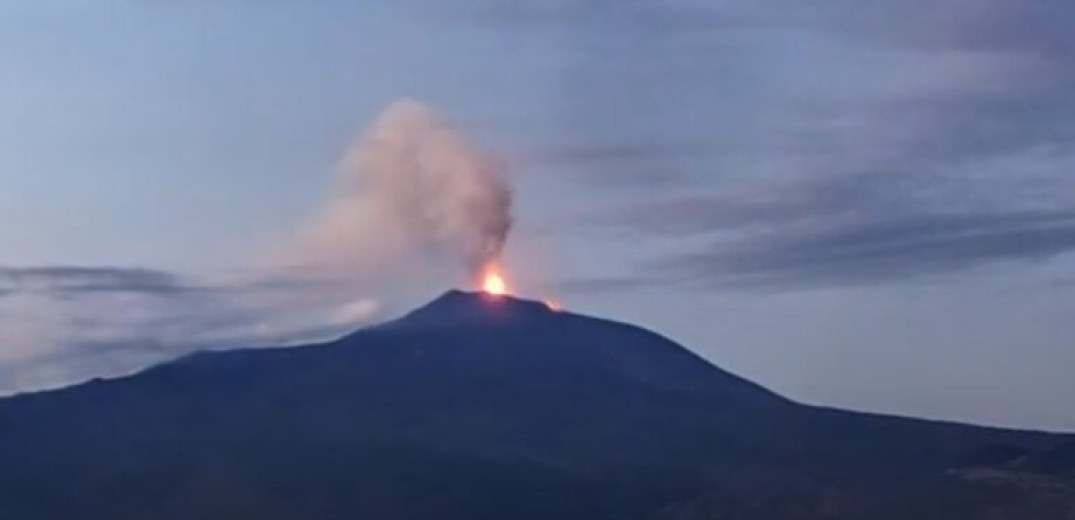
[[292, 100, 513, 282]]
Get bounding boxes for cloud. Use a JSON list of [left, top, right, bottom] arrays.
[[0, 292, 65, 364], [518, 0, 1075, 188], [329, 298, 382, 327], [813, 0, 1075, 58], [580, 163, 1075, 291], [655, 210, 1075, 290], [0, 267, 190, 295], [520, 0, 1075, 294], [0, 267, 386, 395], [556, 275, 658, 295]]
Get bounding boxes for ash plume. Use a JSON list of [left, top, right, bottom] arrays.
[[290, 99, 513, 282]]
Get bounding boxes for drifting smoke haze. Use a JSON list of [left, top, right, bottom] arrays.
[[291, 99, 514, 284], [0, 100, 516, 395]]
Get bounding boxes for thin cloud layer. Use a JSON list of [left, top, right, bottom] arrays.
[[0, 267, 189, 295], [0, 268, 383, 394], [523, 0, 1075, 293], [657, 209, 1075, 289], [583, 169, 1075, 291]]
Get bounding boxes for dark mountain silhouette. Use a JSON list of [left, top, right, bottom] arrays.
[[0, 290, 1071, 519]]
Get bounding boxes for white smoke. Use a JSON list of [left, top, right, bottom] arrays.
[[289, 99, 513, 283]]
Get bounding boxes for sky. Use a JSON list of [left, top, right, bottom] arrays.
[[2, 0, 1074, 430]]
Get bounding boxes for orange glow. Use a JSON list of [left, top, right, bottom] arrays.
[[481, 267, 508, 296], [544, 299, 563, 312]]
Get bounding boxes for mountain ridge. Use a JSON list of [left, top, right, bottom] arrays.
[[0, 289, 1070, 519]]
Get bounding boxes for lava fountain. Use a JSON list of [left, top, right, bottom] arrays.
[[481, 264, 508, 296]]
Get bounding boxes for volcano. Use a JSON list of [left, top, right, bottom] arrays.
[[0, 291, 1071, 519]]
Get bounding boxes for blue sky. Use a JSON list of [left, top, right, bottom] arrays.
[[2, 0, 1074, 430]]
